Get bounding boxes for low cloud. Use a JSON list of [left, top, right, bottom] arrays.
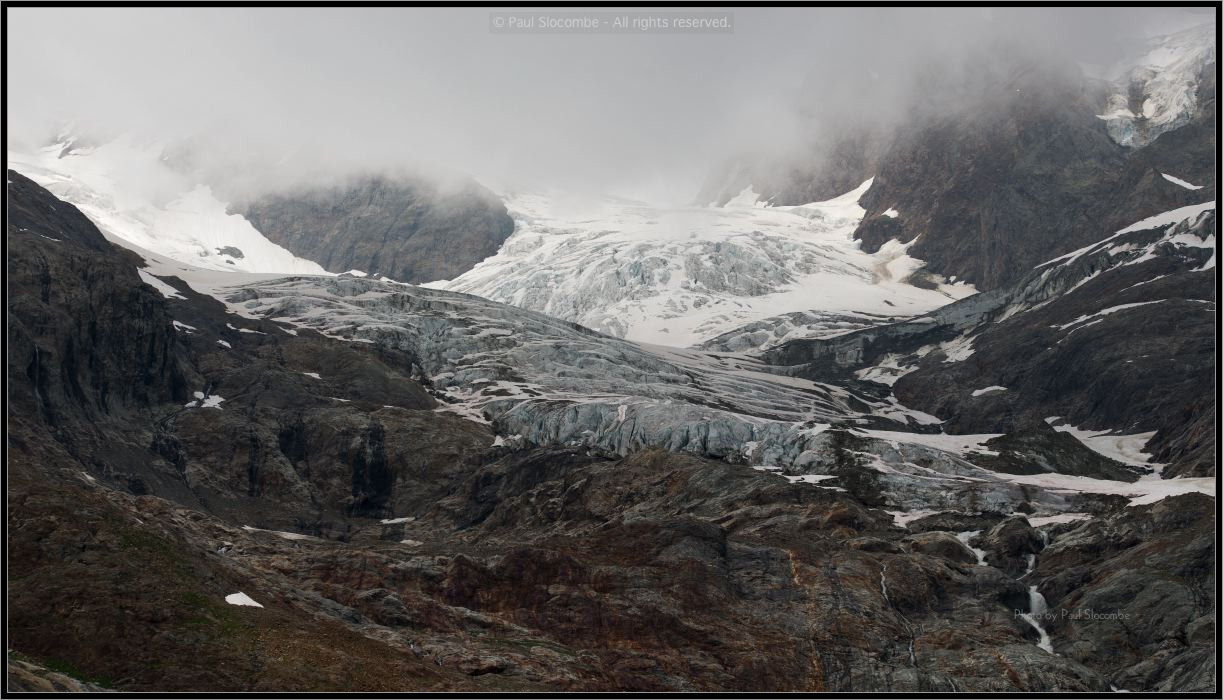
[[6, 6, 1213, 204]]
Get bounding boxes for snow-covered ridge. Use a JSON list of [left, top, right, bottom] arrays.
[[8, 135, 328, 275], [1037, 200, 1216, 270], [427, 179, 975, 349]]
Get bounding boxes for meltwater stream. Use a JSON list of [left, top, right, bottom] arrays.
[[1019, 587, 1055, 653], [1019, 544, 1055, 654], [959, 529, 1056, 654]]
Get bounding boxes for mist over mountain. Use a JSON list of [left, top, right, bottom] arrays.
[[7, 6, 1212, 202]]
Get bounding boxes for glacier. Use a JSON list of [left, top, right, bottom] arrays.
[[427, 180, 976, 349], [1094, 22, 1215, 148]]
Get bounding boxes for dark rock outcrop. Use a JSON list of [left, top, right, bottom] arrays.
[[974, 423, 1144, 482], [903, 531, 978, 564], [233, 174, 514, 283], [976, 517, 1044, 579], [907, 511, 1007, 534], [6, 168, 492, 529], [1032, 493, 1216, 692]]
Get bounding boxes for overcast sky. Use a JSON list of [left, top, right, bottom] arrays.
[[6, 6, 1214, 204]]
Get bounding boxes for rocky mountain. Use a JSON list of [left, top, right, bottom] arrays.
[[699, 26, 1216, 291], [2, 16, 1216, 695], [8, 137, 515, 286], [6, 170, 1214, 691], [693, 122, 887, 209], [851, 45, 1215, 291], [233, 175, 515, 284], [760, 200, 1216, 478]]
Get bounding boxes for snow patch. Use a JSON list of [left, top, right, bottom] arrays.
[[938, 335, 976, 363], [722, 185, 766, 208], [137, 269, 185, 299], [241, 525, 315, 541], [1039, 201, 1215, 268], [1161, 173, 1203, 190], [225, 592, 264, 608], [1025, 513, 1090, 527], [1053, 301, 1167, 331]]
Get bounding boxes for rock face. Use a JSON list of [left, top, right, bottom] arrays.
[[6, 168, 492, 530], [234, 174, 514, 283], [7, 169, 198, 430], [1033, 493, 1216, 691], [976, 517, 1044, 579]]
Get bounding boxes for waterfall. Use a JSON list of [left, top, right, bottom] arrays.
[[1019, 586, 1055, 653], [1022, 552, 1037, 578], [880, 562, 917, 667], [1017, 527, 1055, 653], [955, 530, 988, 565], [880, 564, 891, 606]]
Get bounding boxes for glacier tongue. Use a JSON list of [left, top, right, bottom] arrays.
[[196, 272, 1168, 515], [427, 180, 975, 349]]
